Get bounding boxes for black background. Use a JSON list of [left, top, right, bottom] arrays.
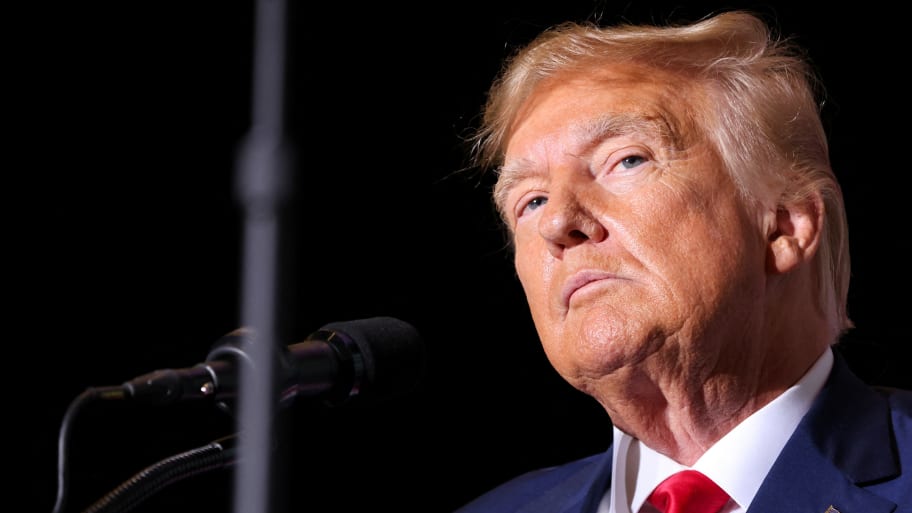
[[17, 1, 910, 512]]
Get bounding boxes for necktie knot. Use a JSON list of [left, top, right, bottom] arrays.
[[646, 470, 730, 513]]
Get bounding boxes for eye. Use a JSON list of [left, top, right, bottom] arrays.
[[617, 154, 647, 171], [517, 195, 547, 220]]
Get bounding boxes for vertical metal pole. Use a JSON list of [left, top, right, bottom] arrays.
[[233, 0, 292, 512]]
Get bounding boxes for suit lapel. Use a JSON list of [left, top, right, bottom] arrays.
[[748, 350, 900, 513]]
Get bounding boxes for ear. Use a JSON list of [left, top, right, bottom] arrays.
[[766, 193, 823, 274]]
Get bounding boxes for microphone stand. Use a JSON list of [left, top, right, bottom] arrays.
[[51, 5, 295, 510], [232, 0, 295, 512]]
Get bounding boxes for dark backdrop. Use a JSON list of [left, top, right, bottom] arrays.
[[18, 1, 909, 512]]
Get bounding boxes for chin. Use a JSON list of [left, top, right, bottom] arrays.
[[550, 316, 661, 382]]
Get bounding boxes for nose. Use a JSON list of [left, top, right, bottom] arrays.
[[537, 180, 607, 258]]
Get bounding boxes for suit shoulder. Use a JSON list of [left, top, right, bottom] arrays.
[[873, 385, 912, 416], [454, 452, 609, 513]]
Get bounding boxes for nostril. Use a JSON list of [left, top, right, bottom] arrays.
[[569, 229, 588, 241]]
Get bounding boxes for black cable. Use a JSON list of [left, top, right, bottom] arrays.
[[52, 387, 126, 513]]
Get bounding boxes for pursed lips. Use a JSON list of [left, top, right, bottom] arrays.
[[561, 270, 621, 309]]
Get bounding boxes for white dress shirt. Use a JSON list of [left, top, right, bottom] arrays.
[[598, 348, 833, 513]]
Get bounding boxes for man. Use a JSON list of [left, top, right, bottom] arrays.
[[455, 10, 911, 513]]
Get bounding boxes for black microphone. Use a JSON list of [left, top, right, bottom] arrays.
[[120, 316, 426, 407]]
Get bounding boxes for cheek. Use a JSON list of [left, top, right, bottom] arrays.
[[643, 204, 763, 342], [514, 241, 551, 311], [513, 233, 562, 339], [632, 177, 750, 276]]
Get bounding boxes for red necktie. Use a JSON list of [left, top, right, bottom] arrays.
[[645, 470, 730, 513]]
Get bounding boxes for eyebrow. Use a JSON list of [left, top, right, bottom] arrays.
[[494, 112, 676, 211], [578, 111, 682, 158]]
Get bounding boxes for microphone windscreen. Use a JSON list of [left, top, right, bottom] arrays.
[[320, 316, 426, 404]]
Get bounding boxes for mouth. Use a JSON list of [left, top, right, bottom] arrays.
[[561, 270, 620, 309]]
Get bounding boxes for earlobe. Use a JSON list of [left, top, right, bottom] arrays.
[[766, 195, 823, 274]]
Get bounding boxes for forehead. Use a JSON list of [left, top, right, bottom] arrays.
[[504, 66, 703, 161]]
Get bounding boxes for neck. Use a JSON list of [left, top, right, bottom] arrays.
[[597, 336, 828, 465]]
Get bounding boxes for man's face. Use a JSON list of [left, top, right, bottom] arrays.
[[499, 68, 769, 395]]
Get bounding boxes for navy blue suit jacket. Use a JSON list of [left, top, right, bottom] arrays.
[[455, 351, 912, 512]]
